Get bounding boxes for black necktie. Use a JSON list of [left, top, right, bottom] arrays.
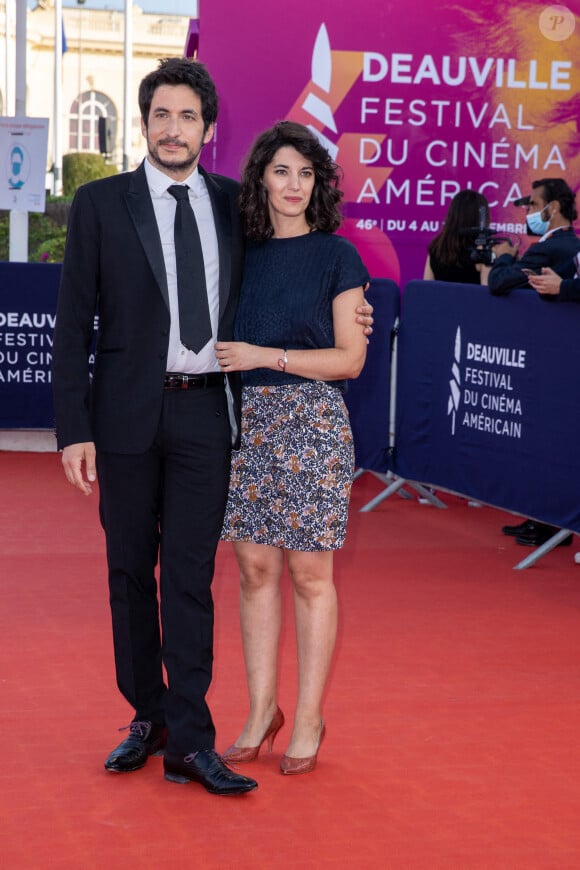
[[167, 184, 212, 353]]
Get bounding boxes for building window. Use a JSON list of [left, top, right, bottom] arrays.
[[69, 91, 116, 152]]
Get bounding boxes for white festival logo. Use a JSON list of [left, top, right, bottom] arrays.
[[448, 326, 461, 434], [302, 24, 339, 159]]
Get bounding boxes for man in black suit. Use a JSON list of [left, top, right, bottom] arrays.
[[489, 178, 580, 548], [488, 178, 580, 296], [51, 58, 257, 795]]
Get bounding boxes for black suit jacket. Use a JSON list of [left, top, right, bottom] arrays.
[[52, 162, 243, 453], [488, 227, 580, 295]]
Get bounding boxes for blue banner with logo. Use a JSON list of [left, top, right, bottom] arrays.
[[0, 262, 61, 428], [344, 278, 399, 473], [395, 280, 580, 534], [5, 266, 580, 539]]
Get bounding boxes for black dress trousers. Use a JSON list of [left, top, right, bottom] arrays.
[[97, 382, 231, 752]]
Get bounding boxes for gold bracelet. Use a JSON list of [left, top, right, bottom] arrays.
[[277, 349, 288, 371]]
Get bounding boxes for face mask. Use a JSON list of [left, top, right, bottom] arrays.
[[526, 207, 549, 236]]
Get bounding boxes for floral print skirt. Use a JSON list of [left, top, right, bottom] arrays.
[[221, 381, 355, 551]]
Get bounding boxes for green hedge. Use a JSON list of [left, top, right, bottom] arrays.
[[62, 152, 118, 196], [0, 153, 118, 262], [0, 201, 70, 262]]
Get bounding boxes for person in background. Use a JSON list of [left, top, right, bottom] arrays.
[[215, 121, 369, 775], [528, 260, 579, 559], [489, 178, 580, 296], [527, 257, 580, 301], [423, 189, 492, 285], [491, 180, 580, 547]]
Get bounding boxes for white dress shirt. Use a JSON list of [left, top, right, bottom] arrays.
[[144, 158, 220, 374]]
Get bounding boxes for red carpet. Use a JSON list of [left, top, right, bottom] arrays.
[[2, 452, 580, 868]]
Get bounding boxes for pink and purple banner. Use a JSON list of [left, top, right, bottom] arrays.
[[200, 0, 580, 285]]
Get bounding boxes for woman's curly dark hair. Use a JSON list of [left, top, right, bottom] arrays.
[[239, 121, 344, 241]]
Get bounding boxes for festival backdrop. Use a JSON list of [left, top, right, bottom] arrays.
[[199, 0, 580, 286]]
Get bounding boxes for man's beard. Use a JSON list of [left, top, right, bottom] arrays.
[[147, 137, 202, 174]]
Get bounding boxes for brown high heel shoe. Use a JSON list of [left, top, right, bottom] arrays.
[[222, 707, 285, 763], [280, 720, 326, 775]]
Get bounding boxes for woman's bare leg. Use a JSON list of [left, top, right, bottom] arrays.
[[284, 549, 337, 758], [230, 541, 284, 746]]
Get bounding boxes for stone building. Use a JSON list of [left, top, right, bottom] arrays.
[[0, 1, 195, 174]]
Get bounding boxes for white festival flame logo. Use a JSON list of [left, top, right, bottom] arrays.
[[302, 23, 339, 159], [448, 326, 461, 435]]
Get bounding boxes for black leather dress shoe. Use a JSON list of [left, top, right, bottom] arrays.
[[516, 528, 573, 547], [164, 749, 258, 795], [104, 721, 168, 773], [502, 518, 536, 537]]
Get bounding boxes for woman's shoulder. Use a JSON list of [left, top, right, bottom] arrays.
[[314, 231, 354, 250], [318, 232, 370, 288], [309, 231, 364, 262]]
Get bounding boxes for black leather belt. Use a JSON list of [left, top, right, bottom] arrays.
[[164, 372, 224, 391]]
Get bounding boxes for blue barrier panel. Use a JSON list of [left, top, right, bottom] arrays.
[[394, 280, 580, 533], [0, 262, 61, 428], [344, 278, 399, 473], [0, 266, 400, 456]]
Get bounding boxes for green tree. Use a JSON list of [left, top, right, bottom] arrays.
[[0, 153, 118, 262], [0, 203, 70, 263]]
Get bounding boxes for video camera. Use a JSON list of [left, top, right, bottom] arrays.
[[459, 206, 511, 266]]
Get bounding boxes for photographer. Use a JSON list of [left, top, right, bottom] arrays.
[[423, 190, 492, 285], [488, 178, 580, 296]]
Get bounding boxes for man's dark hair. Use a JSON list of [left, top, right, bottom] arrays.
[[532, 178, 578, 222], [138, 57, 218, 132], [239, 121, 343, 242]]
